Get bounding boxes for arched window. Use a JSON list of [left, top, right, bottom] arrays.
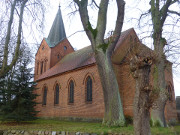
[[64, 46, 67, 51], [69, 80, 74, 103], [41, 61, 43, 74], [167, 85, 173, 101], [54, 84, 59, 105], [36, 62, 39, 75], [42, 86, 47, 105], [86, 76, 92, 102], [44, 60, 47, 72]]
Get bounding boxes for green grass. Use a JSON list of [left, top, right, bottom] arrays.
[[0, 119, 180, 135]]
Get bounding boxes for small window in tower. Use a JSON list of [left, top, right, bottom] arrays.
[[42, 46, 44, 50], [64, 46, 67, 51], [57, 54, 60, 59]]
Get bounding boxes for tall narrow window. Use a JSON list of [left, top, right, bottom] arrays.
[[168, 85, 173, 101], [54, 84, 59, 104], [37, 62, 39, 75], [86, 76, 92, 102], [41, 61, 43, 74], [44, 61, 46, 72], [69, 80, 74, 103], [42, 86, 47, 105]]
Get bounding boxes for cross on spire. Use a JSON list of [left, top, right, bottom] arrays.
[[59, 0, 61, 8]]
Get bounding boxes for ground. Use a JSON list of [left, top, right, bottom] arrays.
[[0, 119, 180, 135]]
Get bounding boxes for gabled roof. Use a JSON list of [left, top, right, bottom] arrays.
[[46, 7, 66, 48], [37, 28, 134, 81], [37, 46, 95, 81]]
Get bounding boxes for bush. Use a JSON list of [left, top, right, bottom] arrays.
[[125, 115, 133, 125], [168, 119, 177, 126]]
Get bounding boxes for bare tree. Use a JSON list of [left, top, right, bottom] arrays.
[[149, 0, 180, 127], [0, 0, 48, 78], [129, 0, 180, 127], [72, 0, 125, 126], [129, 44, 159, 135]]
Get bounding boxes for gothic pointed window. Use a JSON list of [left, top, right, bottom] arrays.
[[42, 86, 47, 105], [69, 80, 74, 103], [86, 76, 92, 102], [41, 61, 43, 74], [54, 84, 59, 105], [167, 85, 173, 101], [44, 60, 47, 72], [37, 62, 39, 75]]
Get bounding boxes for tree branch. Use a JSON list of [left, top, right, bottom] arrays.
[[8, 0, 28, 72], [160, 0, 172, 27], [92, 0, 99, 9], [168, 10, 180, 16], [107, 0, 125, 56], [73, 0, 95, 49], [96, 0, 109, 45], [0, 0, 17, 77]]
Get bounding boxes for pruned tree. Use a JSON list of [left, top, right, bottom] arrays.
[[72, 0, 126, 126], [0, 0, 48, 78], [129, 45, 158, 135], [130, 0, 180, 127]]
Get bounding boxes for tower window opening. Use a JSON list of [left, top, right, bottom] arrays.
[[64, 46, 67, 50]]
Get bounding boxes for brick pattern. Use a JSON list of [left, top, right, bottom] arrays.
[[34, 38, 74, 81], [35, 65, 105, 118], [164, 63, 177, 122], [34, 29, 177, 122], [50, 39, 74, 68]]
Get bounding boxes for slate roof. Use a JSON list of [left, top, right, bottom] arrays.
[[37, 28, 133, 81], [46, 7, 66, 48]]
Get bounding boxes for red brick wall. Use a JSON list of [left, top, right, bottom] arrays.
[[34, 32, 177, 122], [50, 39, 74, 68], [34, 39, 51, 81], [114, 63, 135, 117], [164, 63, 177, 122], [35, 64, 105, 118]]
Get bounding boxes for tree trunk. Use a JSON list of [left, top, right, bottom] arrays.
[[73, 0, 125, 126], [151, 34, 167, 127], [130, 55, 153, 135], [0, 0, 28, 78], [95, 50, 125, 126]]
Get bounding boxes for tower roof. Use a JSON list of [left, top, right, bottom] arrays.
[[46, 7, 66, 47]]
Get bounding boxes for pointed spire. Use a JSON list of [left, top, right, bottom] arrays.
[[46, 6, 66, 47]]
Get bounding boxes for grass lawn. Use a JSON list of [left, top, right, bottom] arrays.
[[0, 119, 180, 135]]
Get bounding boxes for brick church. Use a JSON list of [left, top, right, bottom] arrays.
[[34, 7, 177, 122]]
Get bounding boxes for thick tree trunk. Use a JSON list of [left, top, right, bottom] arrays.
[[151, 62, 167, 127], [151, 35, 167, 127], [95, 50, 125, 126], [130, 55, 153, 135], [73, 0, 125, 126]]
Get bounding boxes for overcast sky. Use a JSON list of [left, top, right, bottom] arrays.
[[40, 0, 180, 97]]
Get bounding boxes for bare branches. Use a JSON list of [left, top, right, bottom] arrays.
[[168, 10, 180, 16], [160, 0, 172, 27], [0, 0, 48, 78], [107, 0, 125, 56], [8, 0, 28, 70], [91, 0, 99, 9], [73, 0, 95, 48], [1, 0, 17, 77]]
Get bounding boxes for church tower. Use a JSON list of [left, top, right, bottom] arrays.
[[34, 7, 74, 81]]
